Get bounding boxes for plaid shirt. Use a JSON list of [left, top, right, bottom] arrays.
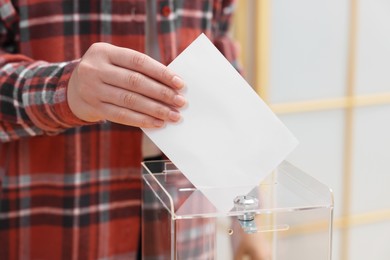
[[0, 0, 238, 259]]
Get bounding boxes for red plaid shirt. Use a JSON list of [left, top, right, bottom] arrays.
[[0, 0, 238, 259]]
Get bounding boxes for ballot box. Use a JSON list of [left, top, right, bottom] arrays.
[[142, 160, 333, 260]]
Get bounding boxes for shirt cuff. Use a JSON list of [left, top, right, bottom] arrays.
[[52, 60, 91, 127], [25, 60, 94, 134]]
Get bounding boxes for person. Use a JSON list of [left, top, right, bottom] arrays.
[[0, 0, 261, 259]]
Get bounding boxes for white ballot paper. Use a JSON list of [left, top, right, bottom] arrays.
[[142, 34, 298, 212]]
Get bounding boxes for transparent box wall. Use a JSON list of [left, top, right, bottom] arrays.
[[142, 161, 333, 260]]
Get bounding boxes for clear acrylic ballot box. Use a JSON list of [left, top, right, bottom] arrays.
[[142, 160, 333, 260]]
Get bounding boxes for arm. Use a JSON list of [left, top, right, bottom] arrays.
[[0, 2, 88, 141], [0, 2, 186, 142], [0, 48, 84, 142]]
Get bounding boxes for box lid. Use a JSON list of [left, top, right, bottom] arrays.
[[142, 161, 333, 219]]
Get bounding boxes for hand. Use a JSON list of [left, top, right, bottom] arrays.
[[233, 231, 271, 260], [67, 42, 186, 128], [231, 220, 272, 260]]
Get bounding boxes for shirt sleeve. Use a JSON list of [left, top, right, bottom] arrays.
[[0, 2, 87, 142], [212, 0, 241, 72]]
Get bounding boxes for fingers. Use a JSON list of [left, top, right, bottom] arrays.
[[107, 46, 184, 90], [100, 64, 186, 108], [67, 43, 187, 128], [98, 83, 182, 123], [100, 102, 165, 128]]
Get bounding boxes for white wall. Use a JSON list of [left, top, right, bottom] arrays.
[[235, 0, 390, 259]]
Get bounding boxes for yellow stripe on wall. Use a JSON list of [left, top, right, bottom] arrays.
[[270, 93, 390, 114], [254, 0, 270, 101]]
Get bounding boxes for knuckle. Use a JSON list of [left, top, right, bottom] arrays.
[[120, 92, 137, 108], [114, 109, 127, 123], [89, 42, 101, 52], [161, 67, 172, 81], [87, 42, 109, 57], [156, 106, 167, 119], [140, 117, 149, 128], [86, 43, 99, 56], [127, 72, 142, 89], [160, 87, 170, 100], [132, 52, 147, 67]]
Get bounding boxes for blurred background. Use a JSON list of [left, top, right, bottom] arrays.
[[232, 0, 390, 259]]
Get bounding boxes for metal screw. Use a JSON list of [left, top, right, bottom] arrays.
[[234, 195, 259, 221]]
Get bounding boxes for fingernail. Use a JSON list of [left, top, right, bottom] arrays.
[[168, 111, 181, 122], [173, 95, 186, 107], [153, 119, 164, 127], [172, 76, 185, 89]]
